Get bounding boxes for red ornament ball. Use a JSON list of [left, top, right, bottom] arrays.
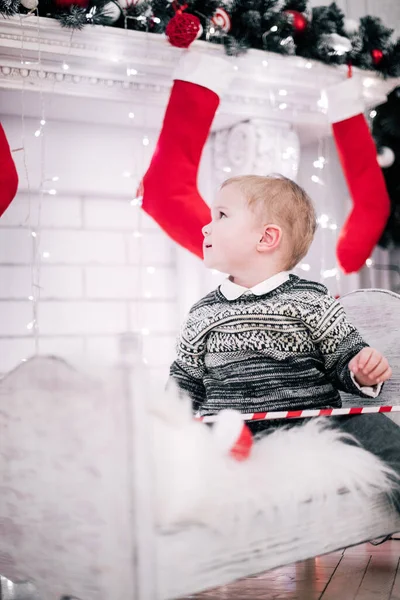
[[166, 12, 201, 48], [55, 0, 89, 7], [371, 49, 384, 65], [284, 9, 308, 34]]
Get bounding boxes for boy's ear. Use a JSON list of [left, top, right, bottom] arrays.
[[257, 224, 282, 253]]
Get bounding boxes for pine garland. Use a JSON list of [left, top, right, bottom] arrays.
[[0, 0, 20, 16], [55, 5, 86, 29], [2, 0, 400, 77]]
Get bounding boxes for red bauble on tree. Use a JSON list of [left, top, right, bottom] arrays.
[[371, 49, 384, 65], [166, 11, 201, 48], [284, 9, 308, 34]]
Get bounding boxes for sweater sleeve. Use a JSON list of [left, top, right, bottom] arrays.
[[299, 285, 380, 398], [168, 309, 207, 411]]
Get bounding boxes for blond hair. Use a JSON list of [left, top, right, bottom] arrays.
[[221, 174, 316, 270]]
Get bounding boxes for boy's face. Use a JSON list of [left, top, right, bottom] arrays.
[[202, 184, 262, 274]]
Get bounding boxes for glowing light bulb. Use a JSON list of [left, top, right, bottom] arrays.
[[322, 268, 338, 279], [299, 263, 311, 271]]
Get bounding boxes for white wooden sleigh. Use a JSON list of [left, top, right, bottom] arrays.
[[0, 288, 399, 600]]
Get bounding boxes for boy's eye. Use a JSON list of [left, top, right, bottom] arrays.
[[219, 211, 227, 219]]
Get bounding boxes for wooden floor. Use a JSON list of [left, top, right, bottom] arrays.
[[181, 537, 400, 600]]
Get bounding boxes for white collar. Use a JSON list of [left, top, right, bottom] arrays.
[[219, 272, 290, 301]]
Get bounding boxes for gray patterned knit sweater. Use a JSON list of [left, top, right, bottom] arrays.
[[169, 275, 374, 417]]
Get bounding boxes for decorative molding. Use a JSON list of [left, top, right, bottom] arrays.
[[0, 64, 169, 95], [0, 16, 399, 127], [213, 120, 300, 185]]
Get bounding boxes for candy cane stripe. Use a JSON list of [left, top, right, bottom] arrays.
[[287, 410, 303, 418], [196, 405, 400, 424], [251, 412, 268, 421], [319, 409, 333, 416]]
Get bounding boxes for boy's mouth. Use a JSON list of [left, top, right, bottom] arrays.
[[204, 243, 212, 249]]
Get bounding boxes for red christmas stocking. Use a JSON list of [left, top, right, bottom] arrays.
[[141, 53, 233, 258], [0, 123, 18, 218], [326, 78, 390, 274]]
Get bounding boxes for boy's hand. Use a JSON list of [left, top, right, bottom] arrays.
[[349, 347, 392, 387]]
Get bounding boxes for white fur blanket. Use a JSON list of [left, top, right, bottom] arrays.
[[0, 356, 397, 600], [151, 390, 398, 531]]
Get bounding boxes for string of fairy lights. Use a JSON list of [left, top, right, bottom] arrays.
[[8, 12, 378, 360]]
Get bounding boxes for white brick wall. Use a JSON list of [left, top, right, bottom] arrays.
[[0, 229, 33, 263], [0, 190, 178, 380], [0, 338, 36, 372], [39, 230, 127, 264], [85, 266, 176, 299], [0, 301, 33, 336], [1, 193, 83, 229], [0, 114, 192, 387], [84, 198, 140, 230]]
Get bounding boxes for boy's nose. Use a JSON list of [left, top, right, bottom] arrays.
[[202, 223, 211, 237]]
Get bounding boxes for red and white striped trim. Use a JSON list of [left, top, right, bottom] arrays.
[[196, 405, 400, 424]]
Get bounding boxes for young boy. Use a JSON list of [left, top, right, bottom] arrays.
[[169, 175, 400, 511]]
